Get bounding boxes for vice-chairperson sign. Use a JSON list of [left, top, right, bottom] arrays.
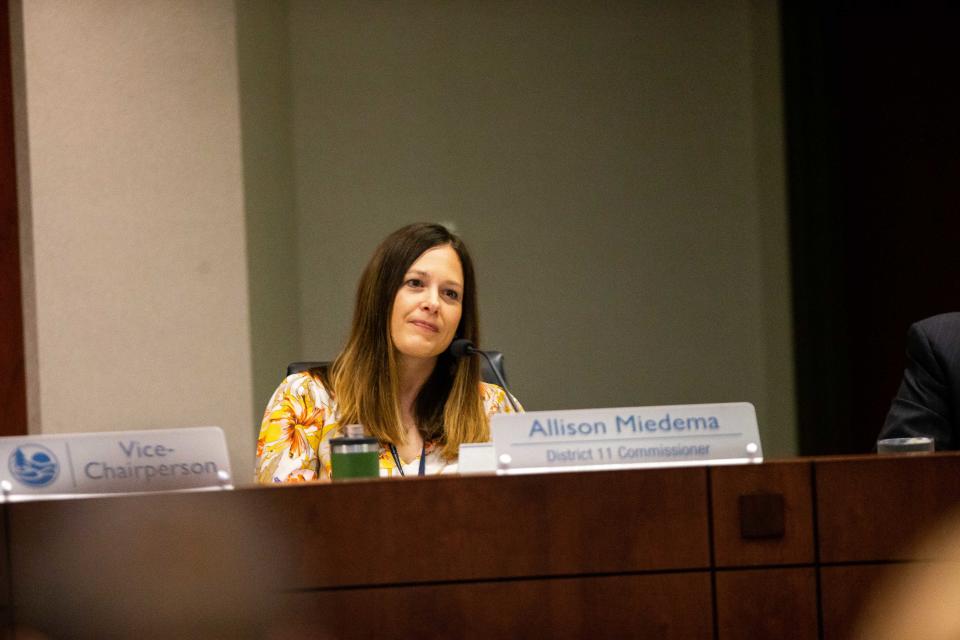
[[491, 402, 762, 474], [0, 427, 232, 501]]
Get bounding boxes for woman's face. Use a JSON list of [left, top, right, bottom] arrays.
[[390, 244, 464, 364]]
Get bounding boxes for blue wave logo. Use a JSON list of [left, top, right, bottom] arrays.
[[9, 444, 60, 488]]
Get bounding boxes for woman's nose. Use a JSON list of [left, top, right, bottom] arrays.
[[420, 287, 440, 310]]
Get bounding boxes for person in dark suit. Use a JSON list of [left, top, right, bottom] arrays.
[[879, 313, 960, 450]]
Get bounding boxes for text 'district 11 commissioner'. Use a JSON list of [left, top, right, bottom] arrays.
[[491, 403, 762, 475]]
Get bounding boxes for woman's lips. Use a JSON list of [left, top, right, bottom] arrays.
[[409, 319, 439, 332]]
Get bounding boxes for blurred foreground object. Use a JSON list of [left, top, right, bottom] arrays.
[[853, 507, 960, 640]]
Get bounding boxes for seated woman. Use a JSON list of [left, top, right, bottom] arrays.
[[256, 223, 521, 482]]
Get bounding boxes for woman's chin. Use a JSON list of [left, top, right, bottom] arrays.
[[395, 342, 446, 363]]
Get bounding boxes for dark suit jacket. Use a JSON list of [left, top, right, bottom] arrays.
[[879, 313, 960, 450]]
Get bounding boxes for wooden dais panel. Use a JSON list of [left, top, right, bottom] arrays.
[[711, 459, 815, 567], [715, 568, 818, 640], [282, 573, 714, 639], [820, 564, 903, 640], [816, 453, 960, 562]]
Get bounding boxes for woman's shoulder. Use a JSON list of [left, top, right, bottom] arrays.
[[272, 370, 336, 410], [479, 382, 522, 413], [479, 381, 503, 399]]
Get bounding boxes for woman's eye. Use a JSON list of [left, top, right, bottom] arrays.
[[405, 278, 423, 288], [444, 289, 461, 301]]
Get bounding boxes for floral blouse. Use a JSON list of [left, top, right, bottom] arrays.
[[255, 372, 521, 483]]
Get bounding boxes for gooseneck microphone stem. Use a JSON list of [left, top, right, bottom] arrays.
[[450, 339, 521, 413], [474, 349, 521, 413]]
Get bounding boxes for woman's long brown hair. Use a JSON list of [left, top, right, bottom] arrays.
[[321, 223, 487, 459]]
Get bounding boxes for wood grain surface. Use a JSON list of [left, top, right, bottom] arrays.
[[710, 459, 815, 567]]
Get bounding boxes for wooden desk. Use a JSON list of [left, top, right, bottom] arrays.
[[2, 453, 959, 638]]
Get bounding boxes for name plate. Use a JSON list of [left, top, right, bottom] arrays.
[[0, 427, 232, 501], [491, 402, 762, 475]]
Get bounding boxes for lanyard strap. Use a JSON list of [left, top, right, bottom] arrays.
[[389, 443, 426, 477]]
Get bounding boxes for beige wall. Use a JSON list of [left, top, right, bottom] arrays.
[[269, 0, 797, 455], [13, 1, 255, 478], [235, 0, 300, 424]]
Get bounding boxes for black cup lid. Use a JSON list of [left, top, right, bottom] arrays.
[[328, 436, 379, 446]]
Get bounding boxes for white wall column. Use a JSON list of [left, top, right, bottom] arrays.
[[14, 0, 255, 478]]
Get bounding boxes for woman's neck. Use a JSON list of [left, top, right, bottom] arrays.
[[394, 355, 435, 463], [397, 354, 436, 412]]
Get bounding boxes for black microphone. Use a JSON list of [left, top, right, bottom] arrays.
[[449, 338, 474, 359], [449, 339, 521, 413]]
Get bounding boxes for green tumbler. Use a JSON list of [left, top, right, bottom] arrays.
[[330, 426, 380, 481]]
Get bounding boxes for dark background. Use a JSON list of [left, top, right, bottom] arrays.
[[0, 0, 27, 437], [782, 2, 960, 454]]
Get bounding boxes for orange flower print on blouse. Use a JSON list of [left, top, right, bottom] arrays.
[[256, 374, 337, 483], [255, 372, 521, 483]]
